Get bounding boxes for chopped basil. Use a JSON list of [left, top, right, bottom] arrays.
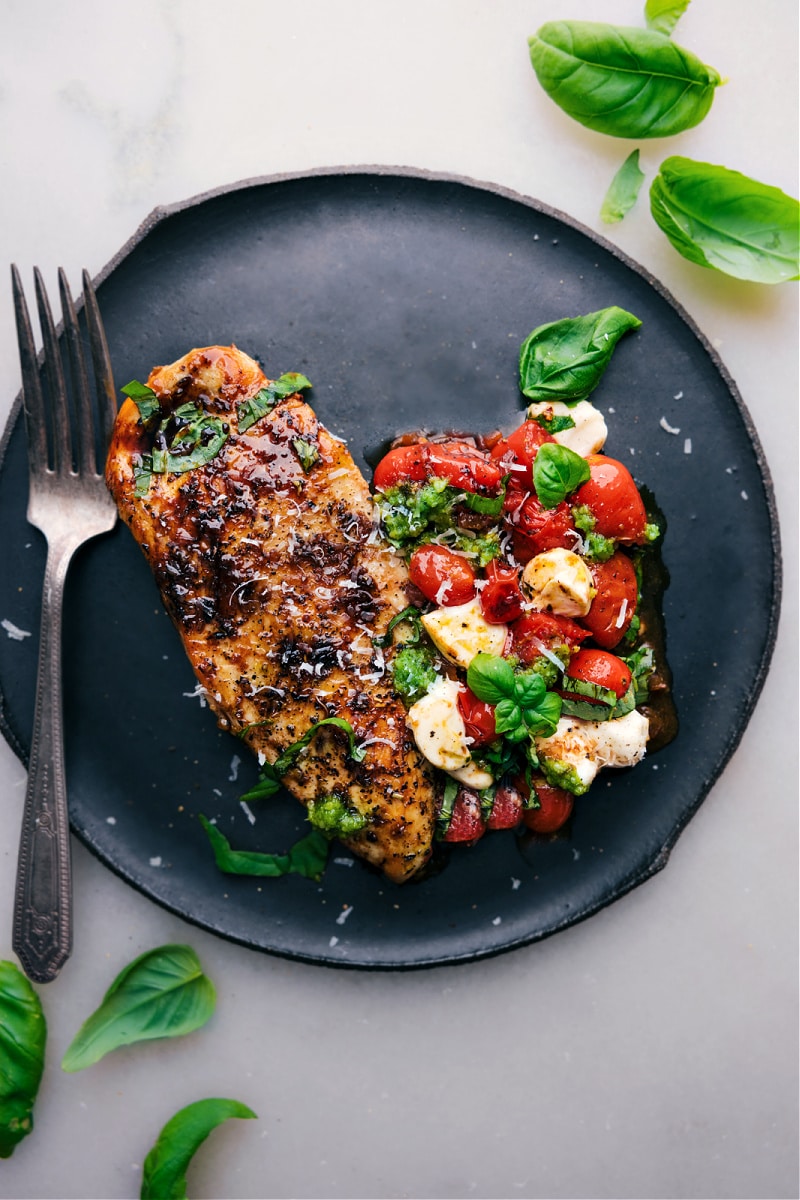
[[533, 443, 591, 509], [199, 817, 329, 880], [133, 454, 154, 498], [435, 776, 460, 839], [237, 372, 313, 433], [121, 379, 160, 426], [293, 437, 320, 472], [623, 645, 655, 704], [530, 410, 575, 435], [519, 307, 642, 404], [373, 605, 424, 648], [601, 149, 646, 224]]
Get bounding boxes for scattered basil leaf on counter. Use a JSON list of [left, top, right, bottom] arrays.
[[61, 945, 216, 1073], [237, 372, 313, 433], [644, 0, 691, 36], [140, 1097, 257, 1200], [199, 817, 330, 880], [0, 961, 46, 1159], [528, 21, 721, 138], [519, 307, 642, 403], [533, 443, 591, 509], [650, 157, 800, 283], [601, 150, 646, 224], [122, 380, 161, 425]]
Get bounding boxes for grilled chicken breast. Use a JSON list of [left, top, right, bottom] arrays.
[[106, 345, 438, 882]]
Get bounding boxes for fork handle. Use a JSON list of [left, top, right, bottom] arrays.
[[12, 537, 77, 984]]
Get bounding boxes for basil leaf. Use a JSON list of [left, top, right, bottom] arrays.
[[525, 691, 563, 738], [644, 0, 691, 36], [435, 775, 460, 839], [519, 307, 642, 403], [466, 653, 517, 706], [122, 380, 161, 425], [513, 672, 547, 709], [601, 150, 646, 224], [61, 946, 216, 1073], [141, 1097, 256, 1200], [493, 697, 524, 736], [373, 605, 423, 648], [650, 157, 800, 284], [459, 477, 507, 516], [533, 443, 591, 509], [238, 764, 282, 802], [237, 372, 313, 433], [528, 21, 721, 139], [293, 437, 319, 472], [199, 817, 329, 880], [152, 406, 230, 474], [0, 961, 46, 1159], [133, 454, 154, 497], [272, 716, 366, 775]]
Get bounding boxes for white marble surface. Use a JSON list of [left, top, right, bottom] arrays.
[[0, 2, 797, 1198]]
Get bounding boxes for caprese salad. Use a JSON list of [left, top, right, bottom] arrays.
[[373, 319, 672, 847]]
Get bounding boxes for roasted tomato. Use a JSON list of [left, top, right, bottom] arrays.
[[457, 686, 497, 748], [572, 455, 648, 543], [486, 779, 524, 830], [563, 648, 632, 700], [582, 551, 638, 648], [504, 485, 575, 562], [490, 420, 554, 488], [373, 440, 503, 494], [479, 559, 525, 624], [521, 775, 574, 834], [508, 612, 590, 665], [442, 787, 485, 843], [409, 544, 477, 606]]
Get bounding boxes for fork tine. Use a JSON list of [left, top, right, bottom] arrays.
[[11, 264, 48, 479], [82, 269, 118, 470], [34, 267, 72, 474], [58, 269, 94, 477]]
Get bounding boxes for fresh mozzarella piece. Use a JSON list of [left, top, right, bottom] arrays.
[[421, 598, 507, 669], [446, 761, 495, 791], [528, 400, 608, 456], [522, 547, 594, 617], [407, 677, 471, 772], [535, 709, 649, 787]]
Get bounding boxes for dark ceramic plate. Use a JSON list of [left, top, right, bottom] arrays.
[[0, 168, 780, 969]]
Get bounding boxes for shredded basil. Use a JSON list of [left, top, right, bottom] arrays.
[[121, 380, 160, 426], [237, 372, 313, 433], [293, 437, 320, 472]]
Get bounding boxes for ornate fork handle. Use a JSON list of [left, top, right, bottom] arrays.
[[12, 532, 80, 984]]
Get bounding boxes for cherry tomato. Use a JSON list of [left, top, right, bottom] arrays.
[[442, 787, 485, 843], [490, 420, 554, 488], [521, 775, 574, 834], [373, 440, 503, 494], [486, 780, 524, 830], [504, 485, 575, 562], [508, 612, 589, 665], [582, 551, 638, 648], [563, 648, 632, 700], [457, 686, 497, 748], [573, 455, 648, 543], [409, 544, 477, 606], [479, 559, 525, 624]]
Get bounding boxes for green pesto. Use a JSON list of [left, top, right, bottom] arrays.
[[540, 758, 592, 796], [392, 645, 439, 705], [307, 795, 369, 837]]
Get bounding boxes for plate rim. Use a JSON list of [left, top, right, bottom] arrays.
[[0, 165, 783, 968]]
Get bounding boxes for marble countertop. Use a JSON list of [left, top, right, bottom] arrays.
[[0, 2, 797, 1198]]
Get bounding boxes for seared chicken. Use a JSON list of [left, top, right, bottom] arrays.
[[106, 345, 438, 882]]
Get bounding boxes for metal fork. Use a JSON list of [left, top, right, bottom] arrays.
[[11, 265, 118, 983]]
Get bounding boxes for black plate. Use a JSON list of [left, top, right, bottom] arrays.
[[0, 168, 780, 969]]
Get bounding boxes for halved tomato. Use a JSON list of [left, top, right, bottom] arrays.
[[373, 440, 503, 495], [521, 776, 574, 834], [409, 544, 477, 606], [573, 455, 648, 543], [479, 559, 525, 624], [582, 551, 638, 648], [508, 612, 590, 665], [457, 686, 497, 748], [490, 420, 554, 488], [563, 648, 632, 700], [504, 485, 575, 562], [442, 788, 485, 843]]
